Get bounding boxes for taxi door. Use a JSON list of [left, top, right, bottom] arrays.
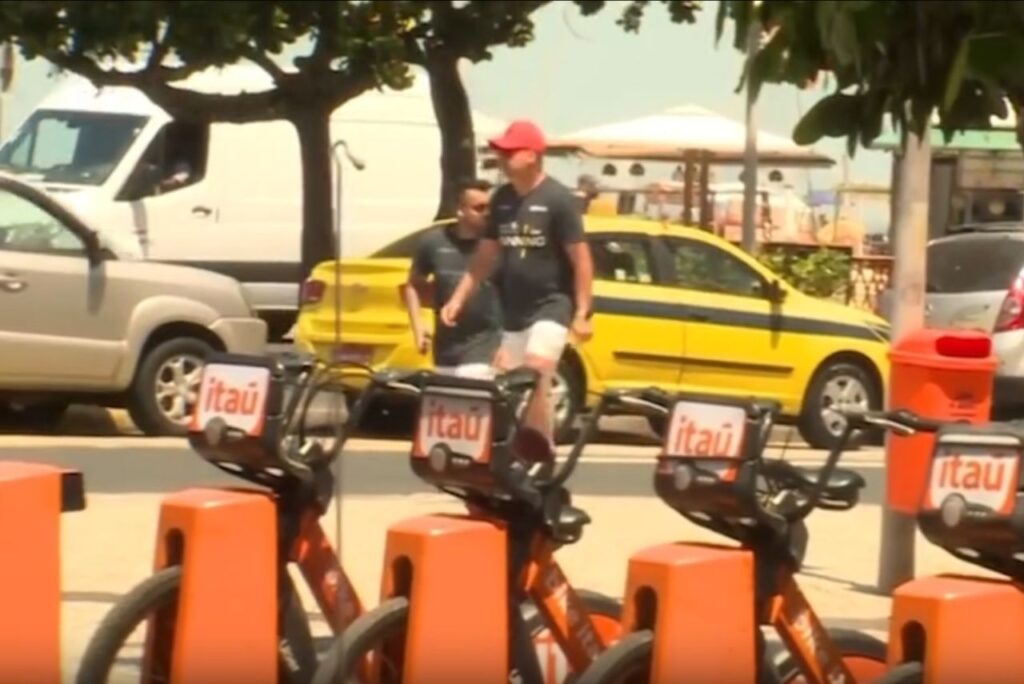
[[658, 235, 806, 409], [578, 233, 686, 392]]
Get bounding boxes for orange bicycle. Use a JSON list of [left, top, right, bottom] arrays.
[[313, 367, 625, 684], [844, 408, 1020, 684], [76, 354, 615, 684], [574, 387, 886, 684], [74, 352, 372, 683]]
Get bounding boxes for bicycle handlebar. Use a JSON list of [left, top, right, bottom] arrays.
[[780, 407, 949, 520], [841, 407, 946, 437], [571, 389, 952, 524]]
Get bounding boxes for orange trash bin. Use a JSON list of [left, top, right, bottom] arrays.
[[886, 328, 998, 514]]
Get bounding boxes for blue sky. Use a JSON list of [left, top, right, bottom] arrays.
[[2, 1, 894, 190]]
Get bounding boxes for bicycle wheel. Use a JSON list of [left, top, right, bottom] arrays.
[[873, 662, 923, 684], [769, 628, 889, 683], [572, 630, 653, 684], [312, 590, 624, 684], [75, 566, 319, 683]]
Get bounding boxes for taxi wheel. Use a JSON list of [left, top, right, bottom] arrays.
[[798, 360, 881, 450]]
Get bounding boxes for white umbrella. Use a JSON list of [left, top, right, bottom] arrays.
[[548, 104, 833, 168]]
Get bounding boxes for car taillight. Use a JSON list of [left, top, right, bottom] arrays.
[[301, 279, 326, 306], [995, 275, 1024, 332]]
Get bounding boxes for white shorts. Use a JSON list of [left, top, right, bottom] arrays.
[[501, 320, 569, 367], [434, 363, 495, 380]]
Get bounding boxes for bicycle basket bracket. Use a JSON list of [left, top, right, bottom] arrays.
[[917, 422, 1024, 580], [186, 352, 296, 487], [653, 394, 767, 529]]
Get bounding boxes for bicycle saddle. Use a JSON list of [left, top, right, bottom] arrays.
[[762, 460, 866, 505], [551, 504, 592, 544]]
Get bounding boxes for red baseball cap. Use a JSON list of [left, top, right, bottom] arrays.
[[488, 119, 547, 153]]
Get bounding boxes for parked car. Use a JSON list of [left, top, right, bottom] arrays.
[[880, 224, 1024, 415], [295, 215, 891, 449], [0, 173, 267, 435]]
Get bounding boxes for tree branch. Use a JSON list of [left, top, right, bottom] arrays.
[[145, 19, 171, 72], [325, 69, 378, 111], [309, 1, 339, 72], [49, 51, 290, 123], [245, 44, 289, 84]]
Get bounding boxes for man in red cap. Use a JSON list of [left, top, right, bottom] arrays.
[[440, 119, 594, 443]]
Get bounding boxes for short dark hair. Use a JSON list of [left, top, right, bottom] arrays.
[[458, 178, 493, 196]]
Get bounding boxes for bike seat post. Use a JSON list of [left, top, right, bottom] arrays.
[[0, 463, 84, 684]]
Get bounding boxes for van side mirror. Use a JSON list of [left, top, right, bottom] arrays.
[[81, 229, 105, 266]]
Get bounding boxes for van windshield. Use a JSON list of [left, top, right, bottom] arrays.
[[0, 109, 148, 186]]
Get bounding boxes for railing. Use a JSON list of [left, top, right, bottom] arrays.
[[846, 255, 893, 315]]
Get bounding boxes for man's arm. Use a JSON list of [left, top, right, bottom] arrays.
[[564, 240, 594, 323], [441, 238, 500, 326], [552, 191, 593, 330], [402, 241, 433, 353]]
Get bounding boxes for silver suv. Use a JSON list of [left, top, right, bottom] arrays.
[[0, 173, 267, 435], [880, 224, 1024, 415]]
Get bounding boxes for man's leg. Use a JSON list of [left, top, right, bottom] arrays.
[[520, 321, 569, 443]]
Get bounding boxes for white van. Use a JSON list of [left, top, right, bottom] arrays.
[[0, 64, 503, 341]]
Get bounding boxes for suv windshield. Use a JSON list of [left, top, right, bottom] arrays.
[[927, 235, 1024, 293], [0, 109, 147, 186]]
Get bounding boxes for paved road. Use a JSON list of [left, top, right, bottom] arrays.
[[0, 439, 887, 503]]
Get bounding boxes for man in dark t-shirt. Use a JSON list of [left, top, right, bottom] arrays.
[[440, 120, 594, 442], [401, 179, 501, 378]]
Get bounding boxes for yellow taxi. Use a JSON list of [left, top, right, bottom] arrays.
[[295, 215, 891, 448]]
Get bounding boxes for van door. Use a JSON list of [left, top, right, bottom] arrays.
[[116, 120, 218, 261], [202, 120, 304, 338]]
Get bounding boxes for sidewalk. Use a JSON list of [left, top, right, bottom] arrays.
[[57, 491, 996, 681]]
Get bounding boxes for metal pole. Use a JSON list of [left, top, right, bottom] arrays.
[[741, 19, 760, 252], [877, 125, 932, 593], [328, 138, 364, 631]]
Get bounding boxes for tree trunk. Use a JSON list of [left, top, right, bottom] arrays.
[[876, 125, 932, 594], [426, 51, 476, 220], [291, 107, 336, 281]]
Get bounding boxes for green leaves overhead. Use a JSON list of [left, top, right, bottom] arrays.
[[717, 1, 1024, 155]]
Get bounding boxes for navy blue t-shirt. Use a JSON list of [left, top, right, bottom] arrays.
[[484, 177, 584, 331], [411, 225, 502, 366]]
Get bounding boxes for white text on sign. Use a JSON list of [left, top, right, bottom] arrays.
[[192, 363, 271, 437], [417, 393, 492, 461], [927, 446, 1019, 514], [664, 400, 747, 458]]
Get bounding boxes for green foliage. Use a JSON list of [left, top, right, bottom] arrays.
[[756, 246, 852, 299], [716, 1, 1024, 154]]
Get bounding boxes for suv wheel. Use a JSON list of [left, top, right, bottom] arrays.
[[128, 338, 213, 436]]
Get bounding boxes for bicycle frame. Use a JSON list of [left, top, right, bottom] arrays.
[[290, 509, 364, 634], [757, 551, 857, 684], [449, 497, 617, 682], [519, 532, 613, 678], [137, 483, 366, 683]]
